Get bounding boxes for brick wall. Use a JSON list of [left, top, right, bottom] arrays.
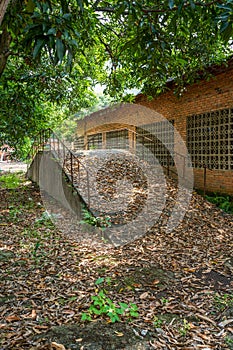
[[135, 67, 233, 195]]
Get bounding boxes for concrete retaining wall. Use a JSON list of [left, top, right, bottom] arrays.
[[27, 151, 82, 219]]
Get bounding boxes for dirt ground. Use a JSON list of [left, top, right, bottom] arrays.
[[0, 161, 27, 173], [0, 172, 233, 349]]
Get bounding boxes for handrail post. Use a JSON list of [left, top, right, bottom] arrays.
[[63, 144, 65, 164], [183, 155, 186, 179], [77, 159, 80, 186], [70, 152, 73, 185]]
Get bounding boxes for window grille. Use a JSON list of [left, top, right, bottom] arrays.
[[87, 133, 102, 149], [106, 129, 129, 149], [187, 109, 233, 170], [74, 136, 84, 150], [136, 121, 174, 166]]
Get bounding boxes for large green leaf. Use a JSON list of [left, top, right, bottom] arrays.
[[56, 38, 65, 62], [33, 38, 47, 58]]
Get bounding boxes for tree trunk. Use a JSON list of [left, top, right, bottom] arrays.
[[0, 0, 12, 77], [0, 25, 12, 78], [0, 0, 11, 26]]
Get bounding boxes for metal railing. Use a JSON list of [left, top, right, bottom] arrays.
[[78, 127, 212, 195], [129, 129, 181, 174], [129, 128, 213, 195], [28, 127, 213, 206], [27, 128, 91, 207]]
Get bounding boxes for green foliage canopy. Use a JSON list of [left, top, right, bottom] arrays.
[[1, 0, 233, 154], [1, 0, 233, 91]]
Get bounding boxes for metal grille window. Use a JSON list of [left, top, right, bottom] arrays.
[[187, 109, 233, 170], [74, 136, 84, 150], [87, 133, 102, 149], [136, 121, 174, 166], [106, 130, 129, 149]]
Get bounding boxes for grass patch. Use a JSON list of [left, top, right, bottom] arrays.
[[0, 172, 27, 189], [213, 292, 233, 311]]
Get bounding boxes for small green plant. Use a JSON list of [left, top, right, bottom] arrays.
[[95, 276, 112, 286], [213, 293, 233, 311], [81, 278, 139, 323], [0, 172, 23, 189], [31, 240, 47, 264], [205, 193, 233, 214], [34, 211, 55, 228], [179, 319, 191, 337], [38, 316, 49, 325], [32, 241, 41, 257], [22, 228, 40, 239], [8, 206, 21, 221], [81, 208, 111, 229], [153, 316, 163, 328], [160, 297, 169, 305], [24, 197, 36, 210], [225, 336, 233, 348], [81, 208, 98, 226]]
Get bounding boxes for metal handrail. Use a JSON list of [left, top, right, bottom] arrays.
[[79, 126, 212, 194], [130, 128, 215, 195], [82, 127, 187, 163], [129, 128, 214, 194], [27, 128, 91, 207], [28, 126, 213, 203], [123, 128, 186, 176], [27, 128, 52, 164], [49, 131, 91, 207]]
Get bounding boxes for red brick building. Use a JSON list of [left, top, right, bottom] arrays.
[[76, 61, 233, 195]]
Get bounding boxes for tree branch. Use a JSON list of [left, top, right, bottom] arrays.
[[92, 0, 102, 9], [95, 0, 223, 15], [0, 0, 11, 26]]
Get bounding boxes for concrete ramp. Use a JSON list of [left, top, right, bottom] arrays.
[[27, 150, 83, 220], [26, 130, 193, 247]]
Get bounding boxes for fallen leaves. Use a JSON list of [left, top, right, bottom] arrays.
[[0, 176, 233, 349], [51, 342, 66, 350], [219, 319, 233, 327], [5, 315, 21, 322], [139, 292, 150, 300]]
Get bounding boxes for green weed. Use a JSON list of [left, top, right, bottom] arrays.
[[81, 278, 139, 323], [31, 241, 47, 264], [24, 197, 36, 210], [153, 316, 163, 328], [81, 208, 111, 229], [213, 293, 233, 311], [34, 211, 55, 229], [95, 276, 112, 286], [179, 319, 191, 337], [160, 297, 169, 305], [205, 193, 233, 214], [0, 172, 24, 189], [8, 206, 22, 222], [22, 228, 40, 239], [225, 336, 233, 348]]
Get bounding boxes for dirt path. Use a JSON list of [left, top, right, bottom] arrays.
[[0, 161, 27, 173]]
